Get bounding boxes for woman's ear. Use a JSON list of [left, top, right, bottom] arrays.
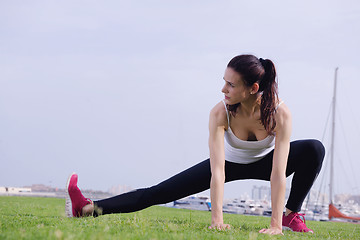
[[250, 83, 260, 94]]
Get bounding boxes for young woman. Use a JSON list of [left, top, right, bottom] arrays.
[[66, 54, 325, 235]]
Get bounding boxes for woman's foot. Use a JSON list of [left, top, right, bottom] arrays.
[[282, 212, 313, 233], [65, 172, 93, 217]]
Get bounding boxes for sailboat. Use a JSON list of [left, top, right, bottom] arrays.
[[328, 68, 360, 222]]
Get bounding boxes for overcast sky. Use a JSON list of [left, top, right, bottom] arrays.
[[1, 0, 359, 199]]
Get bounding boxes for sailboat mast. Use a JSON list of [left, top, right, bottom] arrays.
[[327, 68, 360, 221], [330, 67, 338, 204]]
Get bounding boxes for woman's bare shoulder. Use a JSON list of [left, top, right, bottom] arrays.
[[209, 101, 228, 129], [274, 101, 292, 132]]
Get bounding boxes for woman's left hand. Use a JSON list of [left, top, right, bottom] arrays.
[[259, 227, 283, 235]]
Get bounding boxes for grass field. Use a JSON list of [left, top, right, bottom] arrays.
[[0, 196, 359, 239]]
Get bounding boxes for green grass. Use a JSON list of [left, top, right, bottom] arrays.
[[0, 196, 359, 239]]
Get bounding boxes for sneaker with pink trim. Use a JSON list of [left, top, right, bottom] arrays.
[[282, 212, 313, 233], [65, 172, 92, 217]]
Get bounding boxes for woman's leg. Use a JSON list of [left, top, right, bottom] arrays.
[[93, 159, 212, 216], [283, 139, 325, 212], [74, 139, 324, 217]]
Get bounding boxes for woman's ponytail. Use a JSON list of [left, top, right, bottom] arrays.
[[259, 58, 278, 133]]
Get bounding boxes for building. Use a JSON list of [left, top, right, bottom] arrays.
[[0, 187, 32, 193]]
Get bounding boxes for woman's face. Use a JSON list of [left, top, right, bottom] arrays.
[[222, 67, 251, 105]]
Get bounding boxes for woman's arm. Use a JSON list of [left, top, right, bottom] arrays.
[[208, 102, 230, 230], [259, 104, 292, 235]]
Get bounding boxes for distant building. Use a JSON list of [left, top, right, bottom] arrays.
[[251, 186, 270, 200], [335, 194, 360, 205], [251, 185, 290, 201], [25, 184, 54, 192], [0, 187, 31, 193]]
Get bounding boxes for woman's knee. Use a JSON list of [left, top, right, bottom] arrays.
[[302, 139, 325, 167]]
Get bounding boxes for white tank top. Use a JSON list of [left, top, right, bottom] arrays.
[[222, 100, 283, 164]]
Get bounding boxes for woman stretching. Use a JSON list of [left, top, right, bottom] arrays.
[[66, 54, 325, 235]]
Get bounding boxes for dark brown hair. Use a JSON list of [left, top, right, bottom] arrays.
[[227, 54, 278, 133]]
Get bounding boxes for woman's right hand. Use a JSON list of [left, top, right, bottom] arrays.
[[208, 223, 231, 230]]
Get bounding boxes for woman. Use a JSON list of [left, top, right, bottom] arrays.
[[66, 54, 325, 235]]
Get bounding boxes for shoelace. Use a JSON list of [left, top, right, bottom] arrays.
[[288, 213, 306, 226], [86, 198, 93, 206]]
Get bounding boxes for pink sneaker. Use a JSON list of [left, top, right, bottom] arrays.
[[65, 172, 92, 217], [282, 212, 313, 233]]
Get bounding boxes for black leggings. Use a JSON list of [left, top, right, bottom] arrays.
[[94, 139, 325, 215]]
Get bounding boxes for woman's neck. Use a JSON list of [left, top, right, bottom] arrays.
[[239, 94, 262, 117]]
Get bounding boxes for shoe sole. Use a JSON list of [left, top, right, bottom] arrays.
[[65, 172, 76, 218], [282, 226, 292, 231], [282, 226, 313, 233]]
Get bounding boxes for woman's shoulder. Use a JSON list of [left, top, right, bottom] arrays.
[[274, 100, 292, 131], [209, 101, 228, 128], [275, 100, 291, 117]]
